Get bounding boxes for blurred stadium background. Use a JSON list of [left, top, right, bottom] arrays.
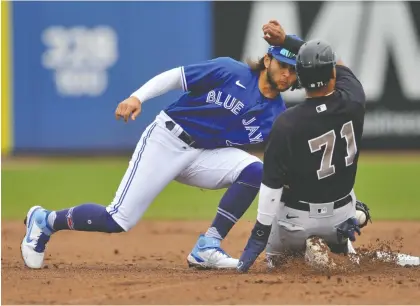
[[2, 1, 420, 221]]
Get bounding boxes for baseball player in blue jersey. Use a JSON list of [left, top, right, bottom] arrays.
[[21, 28, 302, 270]]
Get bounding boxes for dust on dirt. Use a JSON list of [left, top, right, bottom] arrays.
[[2, 220, 420, 305]]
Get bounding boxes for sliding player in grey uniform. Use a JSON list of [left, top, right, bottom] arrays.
[[237, 21, 419, 272]]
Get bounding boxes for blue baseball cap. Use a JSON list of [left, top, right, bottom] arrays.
[[267, 34, 302, 66]]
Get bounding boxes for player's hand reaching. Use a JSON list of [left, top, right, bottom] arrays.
[[262, 20, 286, 46], [115, 97, 142, 123], [237, 221, 272, 273], [336, 217, 361, 243]]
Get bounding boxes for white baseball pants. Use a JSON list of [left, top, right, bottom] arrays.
[[106, 111, 261, 231]]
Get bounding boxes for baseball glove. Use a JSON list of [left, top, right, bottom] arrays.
[[356, 200, 372, 228]]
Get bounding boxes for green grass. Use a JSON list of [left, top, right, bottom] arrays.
[[352, 154, 420, 220], [2, 154, 420, 221]]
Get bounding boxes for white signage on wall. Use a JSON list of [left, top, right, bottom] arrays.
[[242, 1, 420, 136], [42, 25, 118, 97]]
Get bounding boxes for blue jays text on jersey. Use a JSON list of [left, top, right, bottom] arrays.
[[164, 57, 287, 149]]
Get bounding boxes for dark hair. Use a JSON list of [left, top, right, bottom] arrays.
[[246, 54, 272, 72]]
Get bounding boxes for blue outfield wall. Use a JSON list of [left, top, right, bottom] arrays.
[[11, 1, 212, 152]]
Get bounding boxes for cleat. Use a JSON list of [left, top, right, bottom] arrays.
[[21, 206, 53, 269], [187, 234, 239, 269]]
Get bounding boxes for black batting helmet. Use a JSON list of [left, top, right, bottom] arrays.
[[295, 39, 336, 90]]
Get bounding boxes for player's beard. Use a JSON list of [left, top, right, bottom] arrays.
[[266, 65, 279, 92], [266, 64, 290, 93]]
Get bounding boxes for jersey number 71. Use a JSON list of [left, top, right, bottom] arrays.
[[308, 121, 357, 180]]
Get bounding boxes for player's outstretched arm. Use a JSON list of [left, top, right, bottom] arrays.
[[237, 183, 283, 273], [262, 20, 305, 54], [263, 20, 347, 68], [115, 96, 142, 122], [237, 118, 289, 272], [115, 67, 183, 122]]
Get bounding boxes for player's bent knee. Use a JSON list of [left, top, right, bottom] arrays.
[[236, 161, 263, 188]]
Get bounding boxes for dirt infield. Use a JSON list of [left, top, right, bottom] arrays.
[[2, 220, 420, 305]]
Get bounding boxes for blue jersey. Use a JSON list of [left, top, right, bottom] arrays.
[[164, 57, 287, 149]]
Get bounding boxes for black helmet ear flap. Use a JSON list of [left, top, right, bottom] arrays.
[[290, 79, 302, 91]]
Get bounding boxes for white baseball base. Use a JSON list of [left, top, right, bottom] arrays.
[[347, 240, 420, 267]]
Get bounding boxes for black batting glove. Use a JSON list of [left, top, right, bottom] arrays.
[[337, 217, 361, 243], [237, 221, 272, 273]]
